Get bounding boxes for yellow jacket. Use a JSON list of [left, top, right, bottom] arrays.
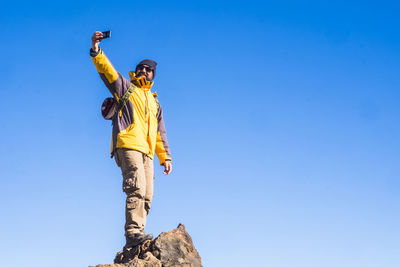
[[90, 48, 171, 164]]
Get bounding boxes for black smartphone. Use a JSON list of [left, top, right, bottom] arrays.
[[102, 30, 111, 39]]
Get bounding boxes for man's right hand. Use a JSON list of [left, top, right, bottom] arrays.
[[91, 31, 103, 53]]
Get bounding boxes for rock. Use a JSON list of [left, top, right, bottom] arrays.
[[153, 224, 202, 267], [90, 224, 202, 267]]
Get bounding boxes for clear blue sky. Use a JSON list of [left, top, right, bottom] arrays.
[[1, 1, 399, 266]]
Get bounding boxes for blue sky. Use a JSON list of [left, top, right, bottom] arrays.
[[1, 1, 399, 266]]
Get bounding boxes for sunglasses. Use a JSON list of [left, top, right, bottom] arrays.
[[136, 65, 153, 72]]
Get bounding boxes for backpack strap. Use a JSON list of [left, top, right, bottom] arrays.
[[114, 83, 135, 120], [153, 93, 160, 114]]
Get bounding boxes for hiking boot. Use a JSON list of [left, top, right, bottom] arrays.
[[124, 233, 153, 249]]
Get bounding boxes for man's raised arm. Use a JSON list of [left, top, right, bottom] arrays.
[[90, 31, 130, 98]]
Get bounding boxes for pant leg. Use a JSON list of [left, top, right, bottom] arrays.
[[143, 155, 154, 215], [115, 148, 147, 236]]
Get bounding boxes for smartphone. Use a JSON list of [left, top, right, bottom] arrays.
[[102, 30, 111, 39]]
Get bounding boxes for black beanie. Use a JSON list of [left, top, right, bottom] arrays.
[[136, 59, 157, 78]]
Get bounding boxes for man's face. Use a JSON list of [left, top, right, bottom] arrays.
[[136, 64, 154, 81]]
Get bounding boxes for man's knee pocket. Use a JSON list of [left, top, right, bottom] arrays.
[[122, 165, 141, 193], [126, 195, 140, 210], [123, 177, 137, 193]]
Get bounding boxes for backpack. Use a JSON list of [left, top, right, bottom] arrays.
[[101, 83, 135, 120], [101, 83, 159, 120]]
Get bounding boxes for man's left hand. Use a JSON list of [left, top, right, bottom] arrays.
[[163, 161, 172, 175]]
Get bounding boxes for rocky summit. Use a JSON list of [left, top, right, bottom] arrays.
[[90, 224, 202, 267]]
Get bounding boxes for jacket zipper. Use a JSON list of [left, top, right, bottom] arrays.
[[144, 91, 152, 154]]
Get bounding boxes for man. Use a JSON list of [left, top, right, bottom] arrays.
[[90, 31, 172, 249]]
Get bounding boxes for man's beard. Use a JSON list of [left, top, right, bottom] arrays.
[[136, 72, 150, 81]]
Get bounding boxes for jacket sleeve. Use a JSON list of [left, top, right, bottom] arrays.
[[155, 103, 172, 165], [90, 48, 130, 98]]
